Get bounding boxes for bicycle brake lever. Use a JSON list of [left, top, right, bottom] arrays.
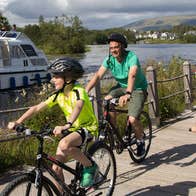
[[110, 98, 119, 105]]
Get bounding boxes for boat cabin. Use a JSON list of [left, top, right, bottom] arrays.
[[0, 31, 51, 90]]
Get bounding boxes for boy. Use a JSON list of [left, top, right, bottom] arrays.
[[8, 57, 98, 190]]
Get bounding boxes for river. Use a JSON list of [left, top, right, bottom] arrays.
[[1, 43, 196, 127], [79, 44, 196, 72]]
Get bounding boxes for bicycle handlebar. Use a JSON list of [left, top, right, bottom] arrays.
[[15, 124, 71, 138], [15, 124, 53, 137]]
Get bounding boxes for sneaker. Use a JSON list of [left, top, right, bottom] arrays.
[[80, 162, 98, 188], [137, 140, 145, 156]]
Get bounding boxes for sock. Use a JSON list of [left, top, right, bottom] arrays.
[[137, 139, 144, 144]]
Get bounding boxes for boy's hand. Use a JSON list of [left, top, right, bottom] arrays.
[[53, 124, 70, 136], [7, 122, 18, 130]]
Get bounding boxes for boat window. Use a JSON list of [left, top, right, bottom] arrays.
[[20, 44, 37, 57], [0, 31, 4, 36], [0, 46, 2, 59], [11, 45, 25, 58], [3, 32, 17, 38], [1, 42, 10, 66]]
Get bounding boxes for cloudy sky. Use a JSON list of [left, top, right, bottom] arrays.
[[1, 0, 196, 29]]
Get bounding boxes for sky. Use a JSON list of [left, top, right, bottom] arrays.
[[1, 0, 196, 29]]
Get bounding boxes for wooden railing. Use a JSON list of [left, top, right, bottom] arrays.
[[90, 61, 196, 128], [0, 61, 195, 128]]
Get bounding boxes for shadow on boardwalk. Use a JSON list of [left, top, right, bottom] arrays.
[[125, 181, 196, 196], [0, 111, 196, 195], [116, 143, 196, 195], [113, 110, 196, 195]]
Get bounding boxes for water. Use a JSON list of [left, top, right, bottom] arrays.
[[79, 44, 196, 72], [1, 43, 196, 127]]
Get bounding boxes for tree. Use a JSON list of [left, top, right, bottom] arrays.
[[38, 15, 45, 25], [0, 13, 11, 31]]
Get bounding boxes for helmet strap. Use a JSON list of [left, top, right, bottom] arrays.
[[61, 80, 75, 93]]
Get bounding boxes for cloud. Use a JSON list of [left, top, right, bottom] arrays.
[[2, 0, 196, 29], [5, 0, 68, 18]]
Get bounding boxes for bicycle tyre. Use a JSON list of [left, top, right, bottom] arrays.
[[1, 172, 60, 196], [128, 111, 152, 163], [87, 141, 116, 196]]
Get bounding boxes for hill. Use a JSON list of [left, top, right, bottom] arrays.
[[123, 15, 196, 31]]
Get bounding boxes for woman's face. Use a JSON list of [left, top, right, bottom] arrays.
[[109, 41, 122, 58], [51, 75, 64, 90]]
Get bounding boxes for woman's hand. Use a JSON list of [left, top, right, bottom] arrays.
[[53, 124, 71, 136]]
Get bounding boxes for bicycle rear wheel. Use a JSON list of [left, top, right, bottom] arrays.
[[87, 141, 116, 196], [128, 111, 152, 163], [1, 172, 60, 196]]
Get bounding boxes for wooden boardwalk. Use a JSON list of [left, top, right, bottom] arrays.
[[0, 110, 196, 195], [113, 110, 196, 196]]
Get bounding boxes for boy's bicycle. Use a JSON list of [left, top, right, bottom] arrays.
[[98, 98, 152, 163], [1, 125, 116, 196]]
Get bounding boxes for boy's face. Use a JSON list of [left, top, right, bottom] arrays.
[[51, 75, 65, 90]]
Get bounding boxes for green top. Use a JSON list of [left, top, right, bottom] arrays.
[[102, 51, 148, 90], [45, 84, 98, 136]]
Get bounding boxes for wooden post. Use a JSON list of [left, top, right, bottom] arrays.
[[90, 80, 102, 121], [146, 66, 160, 128], [183, 61, 193, 110]]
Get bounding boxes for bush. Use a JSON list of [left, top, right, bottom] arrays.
[[0, 84, 65, 172], [153, 57, 186, 120]]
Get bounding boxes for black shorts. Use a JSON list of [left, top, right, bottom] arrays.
[[62, 128, 92, 146]]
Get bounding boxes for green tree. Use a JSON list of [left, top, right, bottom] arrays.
[[0, 13, 11, 31], [22, 15, 86, 54], [38, 15, 45, 25], [94, 32, 108, 44], [183, 34, 196, 43], [23, 24, 41, 46]]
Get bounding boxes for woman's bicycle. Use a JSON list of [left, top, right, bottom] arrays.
[[1, 125, 116, 196], [98, 98, 152, 163]]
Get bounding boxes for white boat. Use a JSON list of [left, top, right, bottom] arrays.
[[0, 31, 51, 90]]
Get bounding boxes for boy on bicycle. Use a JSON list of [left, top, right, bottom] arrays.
[[86, 33, 148, 156], [8, 57, 99, 189]]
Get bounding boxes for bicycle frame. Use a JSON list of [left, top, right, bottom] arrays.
[[32, 133, 82, 195], [100, 97, 153, 163], [100, 100, 135, 150]]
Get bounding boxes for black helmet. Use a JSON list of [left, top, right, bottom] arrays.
[[48, 57, 84, 80], [108, 33, 127, 48]]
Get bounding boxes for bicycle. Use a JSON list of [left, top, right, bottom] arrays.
[[1, 125, 116, 196], [98, 98, 152, 163]]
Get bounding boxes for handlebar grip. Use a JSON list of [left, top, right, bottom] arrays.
[[15, 124, 26, 133], [61, 130, 71, 137]]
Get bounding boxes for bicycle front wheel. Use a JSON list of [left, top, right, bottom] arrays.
[[128, 111, 152, 163], [87, 141, 116, 196], [1, 172, 60, 196]]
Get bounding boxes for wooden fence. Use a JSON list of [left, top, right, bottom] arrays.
[[90, 61, 196, 128], [0, 61, 195, 128]]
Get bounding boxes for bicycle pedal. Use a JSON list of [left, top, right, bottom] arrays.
[[122, 136, 129, 143], [116, 147, 123, 154]]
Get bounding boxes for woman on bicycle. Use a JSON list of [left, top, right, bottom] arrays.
[[86, 33, 148, 156], [8, 57, 99, 190]]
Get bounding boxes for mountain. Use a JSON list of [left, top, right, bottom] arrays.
[[123, 15, 196, 31]]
